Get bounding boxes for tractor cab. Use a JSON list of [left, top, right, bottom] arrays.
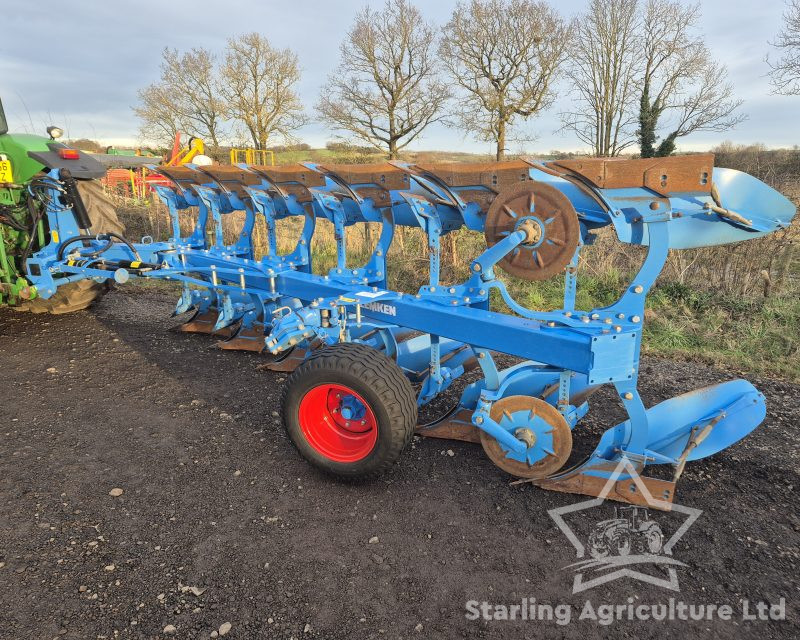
[[615, 505, 649, 528]]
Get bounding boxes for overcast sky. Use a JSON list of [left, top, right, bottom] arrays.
[[1, 0, 796, 153]]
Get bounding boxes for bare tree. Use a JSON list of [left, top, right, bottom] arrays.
[[134, 48, 227, 152], [317, 0, 449, 159], [160, 48, 228, 151], [768, 0, 800, 95], [561, 0, 641, 157], [638, 0, 745, 157], [221, 33, 305, 150], [134, 83, 181, 148], [563, 0, 745, 158], [648, 61, 746, 156], [440, 0, 571, 161]]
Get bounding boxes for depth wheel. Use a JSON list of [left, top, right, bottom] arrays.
[[281, 343, 417, 479], [479, 395, 572, 479]]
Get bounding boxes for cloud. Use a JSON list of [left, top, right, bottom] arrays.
[[1, 0, 796, 151]]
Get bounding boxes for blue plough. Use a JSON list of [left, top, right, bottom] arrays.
[[23, 154, 796, 507]]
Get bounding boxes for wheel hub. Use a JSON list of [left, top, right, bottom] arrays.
[[331, 392, 370, 431]]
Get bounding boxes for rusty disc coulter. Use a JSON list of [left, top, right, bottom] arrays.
[[480, 395, 573, 479], [484, 181, 580, 281]]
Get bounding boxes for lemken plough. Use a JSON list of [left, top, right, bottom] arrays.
[[21, 152, 797, 507]]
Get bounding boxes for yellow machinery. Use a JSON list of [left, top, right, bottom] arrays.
[[166, 134, 207, 167], [229, 148, 275, 166]]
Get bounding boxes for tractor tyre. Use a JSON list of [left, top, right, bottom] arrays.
[[22, 180, 125, 315], [613, 530, 632, 556], [281, 342, 417, 479], [637, 521, 664, 555], [588, 528, 612, 559]]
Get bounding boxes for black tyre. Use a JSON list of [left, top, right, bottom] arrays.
[[23, 180, 125, 314], [614, 530, 632, 556], [281, 342, 417, 479]]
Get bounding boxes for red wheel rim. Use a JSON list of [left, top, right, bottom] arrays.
[[297, 383, 378, 462]]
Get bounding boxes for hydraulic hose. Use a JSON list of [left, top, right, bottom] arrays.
[[57, 232, 141, 262]]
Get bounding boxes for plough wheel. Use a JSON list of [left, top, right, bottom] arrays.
[[480, 396, 572, 479], [484, 181, 580, 281], [281, 343, 417, 479]]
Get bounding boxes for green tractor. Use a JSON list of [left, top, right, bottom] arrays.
[[0, 97, 124, 313]]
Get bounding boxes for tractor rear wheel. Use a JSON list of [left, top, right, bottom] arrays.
[[281, 342, 417, 479], [22, 180, 125, 314]]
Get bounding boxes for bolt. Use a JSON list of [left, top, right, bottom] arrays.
[[623, 392, 633, 400], [614, 325, 622, 332], [473, 264, 481, 272], [475, 416, 484, 425], [631, 315, 641, 323]]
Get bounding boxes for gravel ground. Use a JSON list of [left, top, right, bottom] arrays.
[[0, 286, 797, 640]]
